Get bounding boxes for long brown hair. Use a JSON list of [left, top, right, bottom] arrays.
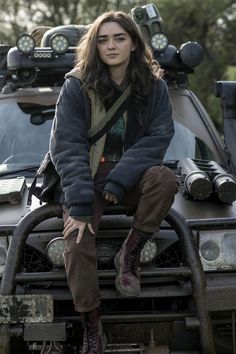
[[75, 11, 162, 113]]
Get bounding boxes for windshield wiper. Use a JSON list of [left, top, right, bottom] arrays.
[[30, 108, 55, 125], [163, 160, 179, 167], [0, 165, 39, 177]]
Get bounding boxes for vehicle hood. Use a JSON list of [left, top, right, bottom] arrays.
[[0, 182, 63, 231], [1, 185, 236, 231]]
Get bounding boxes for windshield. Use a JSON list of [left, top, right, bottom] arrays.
[[0, 102, 52, 168], [164, 121, 214, 162], [0, 99, 217, 175]]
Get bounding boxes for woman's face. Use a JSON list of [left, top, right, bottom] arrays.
[[97, 21, 136, 71]]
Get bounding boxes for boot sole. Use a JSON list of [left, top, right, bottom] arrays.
[[114, 254, 140, 297]]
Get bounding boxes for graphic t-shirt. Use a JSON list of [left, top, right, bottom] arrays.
[[103, 114, 126, 161]]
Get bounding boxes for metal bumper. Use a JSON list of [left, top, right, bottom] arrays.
[[0, 294, 53, 324]]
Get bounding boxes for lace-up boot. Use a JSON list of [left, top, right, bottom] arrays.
[[81, 307, 107, 354], [114, 228, 148, 297]]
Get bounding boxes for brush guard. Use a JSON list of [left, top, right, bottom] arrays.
[[0, 203, 216, 353]]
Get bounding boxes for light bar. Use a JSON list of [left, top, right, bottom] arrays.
[[33, 51, 53, 59]]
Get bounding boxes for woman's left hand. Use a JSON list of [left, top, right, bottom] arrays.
[[103, 191, 118, 204]]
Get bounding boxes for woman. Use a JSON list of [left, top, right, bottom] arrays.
[[49, 10, 178, 354]]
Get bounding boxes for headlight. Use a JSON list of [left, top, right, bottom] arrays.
[[200, 240, 220, 262], [140, 239, 157, 264], [50, 34, 69, 54], [199, 230, 236, 271], [16, 34, 36, 54], [151, 33, 168, 51], [46, 237, 64, 268]]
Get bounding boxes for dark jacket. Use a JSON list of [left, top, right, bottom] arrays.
[[49, 76, 174, 219]]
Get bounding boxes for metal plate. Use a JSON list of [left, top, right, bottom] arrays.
[[0, 177, 26, 204], [105, 344, 145, 353], [24, 322, 66, 341], [0, 294, 53, 323]]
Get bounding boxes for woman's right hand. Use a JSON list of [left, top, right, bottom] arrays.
[[63, 216, 95, 244]]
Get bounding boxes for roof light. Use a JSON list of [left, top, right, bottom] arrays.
[[179, 42, 204, 68], [16, 34, 35, 54], [151, 32, 169, 51], [131, 4, 168, 53], [50, 34, 69, 54]]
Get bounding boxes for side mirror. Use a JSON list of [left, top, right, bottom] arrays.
[[215, 81, 236, 120], [215, 81, 236, 175]]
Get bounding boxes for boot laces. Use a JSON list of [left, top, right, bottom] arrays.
[[83, 327, 89, 353], [84, 316, 101, 353]]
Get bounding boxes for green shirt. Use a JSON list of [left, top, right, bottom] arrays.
[[103, 114, 126, 161]]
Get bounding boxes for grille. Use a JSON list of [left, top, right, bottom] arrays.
[[155, 241, 183, 267], [97, 240, 183, 270], [21, 244, 52, 272], [105, 343, 145, 354], [20, 239, 183, 274]]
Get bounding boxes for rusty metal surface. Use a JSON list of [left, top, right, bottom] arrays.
[[0, 294, 53, 323]]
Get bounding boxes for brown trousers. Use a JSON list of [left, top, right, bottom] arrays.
[[63, 165, 178, 312]]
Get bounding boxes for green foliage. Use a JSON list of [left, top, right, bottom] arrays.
[[0, 0, 147, 42], [226, 66, 236, 80], [0, 0, 235, 130], [0, 0, 28, 45], [155, 0, 236, 129]]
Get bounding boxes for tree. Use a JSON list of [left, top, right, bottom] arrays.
[[0, 0, 235, 129], [0, 0, 147, 43], [0, 0, 28, 44], [156, 0, 236, 130]]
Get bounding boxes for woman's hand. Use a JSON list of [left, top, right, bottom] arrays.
[[103, 191, 118, 204], [63, 216, 95, 244]]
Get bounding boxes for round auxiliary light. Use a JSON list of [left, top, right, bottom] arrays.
[[16, 34, 35, 54], [200, 240, 220, 262], [140, 239, 158, 264], [179, 41, 204, 68], [50, 34, 69, 54], [151, 33, 168, 52], [46, 237, 65, 268]]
